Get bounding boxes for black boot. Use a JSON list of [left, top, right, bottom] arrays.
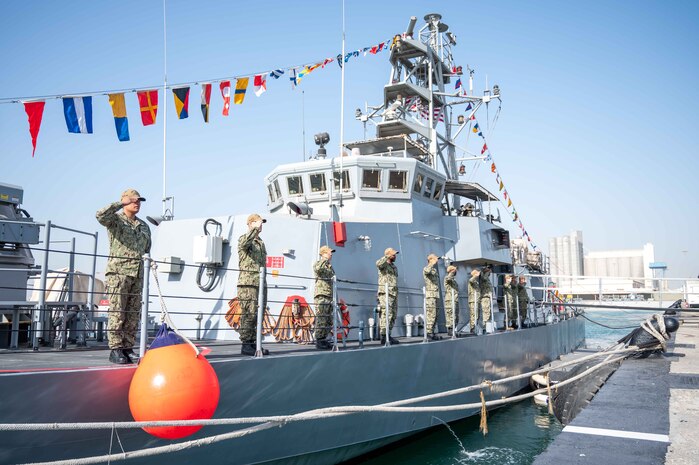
[[109, 349, 130, 365], [389, 336, 400, 345], [447, 328, 453, 337], [315, 339, 333, 350], [123, 348, 139, 364], [241, 343, 269, 356], [429, 333, 441, 341]]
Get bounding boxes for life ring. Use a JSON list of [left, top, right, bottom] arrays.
[[335, 299, 351, 340]]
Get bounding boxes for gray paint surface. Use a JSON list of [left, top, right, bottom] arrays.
[[0, 318, 584, 464]]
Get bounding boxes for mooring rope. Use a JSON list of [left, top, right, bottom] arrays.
[[640, 313, 669, 350], [12, 353, 629, 465], [0, 346, 644, 434], [2, 312, 675, 465], [149, 260, 199, 356]]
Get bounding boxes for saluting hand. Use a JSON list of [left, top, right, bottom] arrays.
[[121, 196, 137, 207]]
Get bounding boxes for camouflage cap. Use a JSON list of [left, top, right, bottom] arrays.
[[384, 247, 399, 257], [447, 265, 457, 273], [319, 245, 335, 255], [121, 188, 145, 201], [247, 213, 267, 225]]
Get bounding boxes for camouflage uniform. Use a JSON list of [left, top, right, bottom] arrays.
[[376, 255, 398, 336], [423, 262, 440, 335], [237, 226, 267, 343], [468, 274, 480, 327], [479, 270, 493, 323], [518, 280, 530, 319], [444, 269, 459, 331], [313, 256, 335, 340], [503, 278, 518, 324], [96, 201, 151, 350]]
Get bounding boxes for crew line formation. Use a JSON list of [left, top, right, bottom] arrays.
[[97, 190, 530, 364]]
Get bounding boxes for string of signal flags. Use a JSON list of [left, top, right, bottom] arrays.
[[466, 105, 538, 250], [12, 31, 537, 250], [13, 35, 404, 158]]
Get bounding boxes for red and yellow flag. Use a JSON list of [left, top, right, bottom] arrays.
[[137, 90, 158, 126]]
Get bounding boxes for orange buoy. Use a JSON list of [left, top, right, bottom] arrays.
[[128, 343, 220, 439]]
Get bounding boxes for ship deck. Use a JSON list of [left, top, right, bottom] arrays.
[[0, 332, 490, 372]]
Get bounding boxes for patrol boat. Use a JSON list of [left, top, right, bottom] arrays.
[[0, 13, 585, 465]]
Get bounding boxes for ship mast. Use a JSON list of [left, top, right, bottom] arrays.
[[355, 13, 501, 213]]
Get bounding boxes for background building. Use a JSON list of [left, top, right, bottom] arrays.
[[547, 231, 661, 298], [584, 243, 655, 281], [548, 230, 584, 288]]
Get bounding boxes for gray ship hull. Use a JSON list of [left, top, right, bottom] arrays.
[[0, 318, 584, 464]]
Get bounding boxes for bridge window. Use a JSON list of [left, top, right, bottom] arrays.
[[423, 178, 434, 198], [333, 170, 351, 191], [310, 173, 327, 193], [388, 170, 408, 191], [413, 173, 424, 193], [362, 169, 381, 190], [287, 176, 304, 196], [433, 182, 443, 200], [267, 184, 276, 203], [273, 180, 282, 199]]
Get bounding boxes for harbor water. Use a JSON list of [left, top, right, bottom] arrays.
[[356, 309, 657, 464]]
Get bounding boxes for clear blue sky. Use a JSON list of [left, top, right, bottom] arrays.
[[1, 0, 697, 278]]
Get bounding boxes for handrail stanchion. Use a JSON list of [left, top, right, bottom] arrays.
[[422, 286, 428, 343], [475, 288, 481, 335], [543, 278, 549, 324], [68, 238, 75, 303], [516, 293, 522, 330], [490, 287, 496, 333], [384, 283, 390, 347], [332, 276, 339, 352], [255, 266, 266, 358], [34, 220, 51, 351], [139, 254, 151, 358], [504, 284, 510, 330], [451, 288, 456, 340], [85, 230, 98, 345]]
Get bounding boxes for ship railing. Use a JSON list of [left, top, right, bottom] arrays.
[[6, 248, 697, 357], [0, 220, 99, 350]]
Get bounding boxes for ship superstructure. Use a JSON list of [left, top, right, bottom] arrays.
[[0, 13, 585, 465]]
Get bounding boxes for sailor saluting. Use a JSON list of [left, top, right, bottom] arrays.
[[444, 265, 459, 336], [313, 245, 336, 350], [96, 188, 151, 365], [423, 254, 440, 341], [237, 213, 269, 356], [377, 247, 400, 345]]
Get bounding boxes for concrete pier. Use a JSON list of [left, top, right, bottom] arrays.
[[533, 311, 699, 465]]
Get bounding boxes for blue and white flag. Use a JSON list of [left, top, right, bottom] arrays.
[[289, 68, 298, 88], [269, 69, 285, 79], [62, 96, 93, 134]]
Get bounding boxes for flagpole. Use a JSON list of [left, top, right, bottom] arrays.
[[162, 0, 168, 219], [338, 0, 345, 222]]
